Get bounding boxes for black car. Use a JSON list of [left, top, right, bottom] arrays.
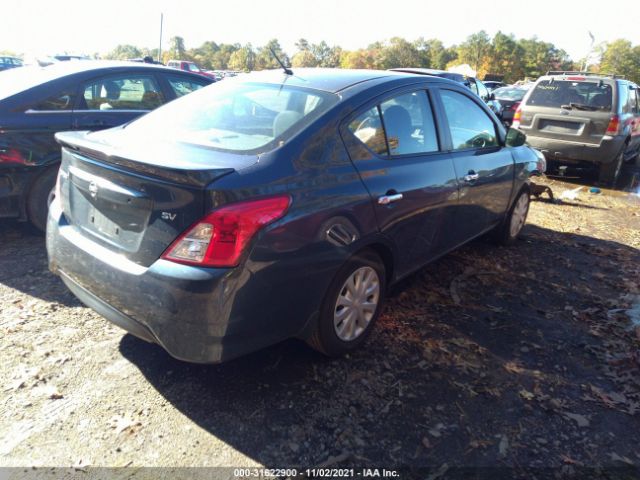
[[47, 68, 545, 363], [0, 61, 213, 230], [492, 86, 529, 127]]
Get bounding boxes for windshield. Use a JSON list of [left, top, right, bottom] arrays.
[[493, 87, 527, 101], [527, 80, 613, 110], [187, 63, 201, 73], [123, 80, 338, 153]]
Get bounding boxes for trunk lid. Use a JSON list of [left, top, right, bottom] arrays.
[[56, 130, 254, 267]]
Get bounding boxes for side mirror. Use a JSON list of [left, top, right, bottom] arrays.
[[505, 128, 526, 147], [489, 92, 495, 101]]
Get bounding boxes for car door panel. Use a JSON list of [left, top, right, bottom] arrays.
[[341, 89, 459, 279], [435, 87, 515, 245]]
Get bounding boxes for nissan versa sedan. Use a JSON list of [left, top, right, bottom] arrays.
[[0, 61, 213, 231], [47, 68, 545, 363]]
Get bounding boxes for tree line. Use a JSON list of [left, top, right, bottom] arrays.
[[11, 31, 637, 84]]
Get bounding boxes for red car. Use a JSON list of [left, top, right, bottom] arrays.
[[167, 60, 217, 81]]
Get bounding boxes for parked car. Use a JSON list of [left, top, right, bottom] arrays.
[[483, 80, 508, 92], [514, 71, 640, 185], [47, 68, 545, 363], [493, 86, 529, 127], [0, 56, 23, 71], [389, 68, 502, 115], [53, 55, 90, 62], [167, 60, 217, 81], [0, 61, 213, 230]]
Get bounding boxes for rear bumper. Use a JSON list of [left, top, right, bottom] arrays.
[[46, 201, 307, 363], [525, 134, 624, 165]]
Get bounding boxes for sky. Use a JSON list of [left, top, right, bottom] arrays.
[[2, 0, 638, 62]]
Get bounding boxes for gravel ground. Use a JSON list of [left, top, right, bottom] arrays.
[[1, 173, 640, 478]]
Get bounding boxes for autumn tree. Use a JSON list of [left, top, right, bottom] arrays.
[[457, 31, 492, 73], [168, 36, 188, 60], [255, 39, 289, 70], [104, 44, 143, 60], [599, 39, 640, 83], [228, 44, 256, 72]]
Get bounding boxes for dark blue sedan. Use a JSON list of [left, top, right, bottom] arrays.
[[47, 68, 545, 363]]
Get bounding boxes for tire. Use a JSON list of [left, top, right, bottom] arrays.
[[598, 150, 624, 188], [26, 166, 58, 233], [493, 189, 530, 246], [307, 249, 386, 357]]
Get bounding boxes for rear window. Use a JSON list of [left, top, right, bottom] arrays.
[[493, 87, 527, 101], [527, 80, 613, 110], [124, 80, 338, 153], [0, 66, 68, 101]]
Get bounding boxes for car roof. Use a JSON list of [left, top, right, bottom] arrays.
[[237, 68, 427, 94], [389, 68, 466, 79]]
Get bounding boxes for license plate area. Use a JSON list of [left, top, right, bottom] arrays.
[[539, 119, 583, 135]]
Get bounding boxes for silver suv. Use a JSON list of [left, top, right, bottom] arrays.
[[514, 71, 640, 186]]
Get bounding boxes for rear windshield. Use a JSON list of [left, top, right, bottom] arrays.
[[527, 80, 613, 110], [123, 80, 338, 153], [493, 87, 527, 101]]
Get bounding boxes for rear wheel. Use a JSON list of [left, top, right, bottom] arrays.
[[307, 249, 386, 357], [26, 166, 58, 233], [598, 150, 624, 188]]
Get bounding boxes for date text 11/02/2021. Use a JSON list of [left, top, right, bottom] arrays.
[[233, 468, 400, 478]]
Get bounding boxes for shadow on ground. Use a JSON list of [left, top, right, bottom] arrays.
[[119, 224, 640, 471], [0, 219, 79, 306]]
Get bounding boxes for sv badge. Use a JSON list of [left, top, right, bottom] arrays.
[[161, 212, 177, 221]]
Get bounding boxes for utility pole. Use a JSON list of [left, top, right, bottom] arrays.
[[158, 13, 163, 64], [582, 31, 595, 72]]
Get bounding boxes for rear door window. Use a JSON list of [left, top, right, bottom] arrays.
[[627, 87, 638, 114], [79, 75, 164, 111], [348, 107, 388, 155], [527, 80, 613, 110], [28, 89, 76, 111], [348, 91, 439, 157], [440, 89, 498, 150], [380, 91, 439, 155], [166, 75, 209, 97]]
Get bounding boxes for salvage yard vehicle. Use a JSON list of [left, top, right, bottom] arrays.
[[493, 86, 529, 127], [513, 71, 640, 186], [47, 68, 545, 363], [167, 60, 218, 81], [389, 68, 502, 115], [0, 61, 213, 231], [0, 56, 23, 71]]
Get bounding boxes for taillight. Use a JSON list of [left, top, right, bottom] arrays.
[[162, 195, 291, 268], [566, 76, 585, 81], [510, 102, 521, 112], [512, 106, 522, 128], [606, 115, 620, 135], [0, 148, 26, 164]]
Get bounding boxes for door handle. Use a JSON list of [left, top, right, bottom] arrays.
[[464, 172, 479, 182], [378, 193, 403, 205]]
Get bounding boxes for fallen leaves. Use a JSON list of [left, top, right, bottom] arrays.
[[109, 414, 142, 435], [562, 412, 590, 428]]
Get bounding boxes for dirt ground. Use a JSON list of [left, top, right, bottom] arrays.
[[1, 167, 640, 478]]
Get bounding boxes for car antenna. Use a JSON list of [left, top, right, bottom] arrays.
[[270, 48, 293, 75]]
